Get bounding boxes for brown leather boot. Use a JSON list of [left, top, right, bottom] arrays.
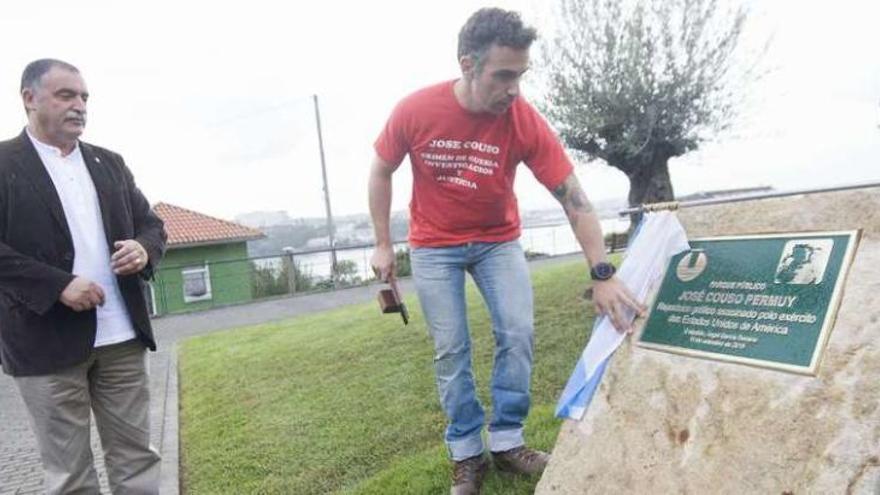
[[450, 454, 490, 495], [491, 446, 550, 475]]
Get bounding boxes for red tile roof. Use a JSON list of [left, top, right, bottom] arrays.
[[153, 202, 264, 248]]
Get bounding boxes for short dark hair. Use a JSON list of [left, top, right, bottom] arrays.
[[20, 59, 79, 92], [457, 8, 537, 67]]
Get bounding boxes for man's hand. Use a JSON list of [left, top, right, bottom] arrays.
[[550, 173, 647, 333], [592, 276, 646, 334], [111, 240, 148, 275], [371, 245, 396, 282], [59, 277, 106, 312]]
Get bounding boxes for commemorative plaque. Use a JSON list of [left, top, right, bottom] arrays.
[[638, 230, 860, 375]]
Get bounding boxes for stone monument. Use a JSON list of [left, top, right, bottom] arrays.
[[537, 188, 880, 494]]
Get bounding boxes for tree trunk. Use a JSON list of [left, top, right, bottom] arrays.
[[623, 155, 675, 229]]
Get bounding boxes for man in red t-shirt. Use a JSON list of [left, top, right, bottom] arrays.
[[369, 8, 643, 494]]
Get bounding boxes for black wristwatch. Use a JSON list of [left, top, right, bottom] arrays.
[[590, 262, 616, 281]]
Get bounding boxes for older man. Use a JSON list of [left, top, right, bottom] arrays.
[[0, 59, 166, 494]]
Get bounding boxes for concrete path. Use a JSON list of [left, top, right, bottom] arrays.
[[0, 254, 583, 494]]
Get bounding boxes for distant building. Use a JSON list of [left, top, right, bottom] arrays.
[[149, 203, 264, 316], [234, 210, 294, 228], [303, 237, 330, 250]]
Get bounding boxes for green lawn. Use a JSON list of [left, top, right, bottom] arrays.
[[179, 259, 604, 494]]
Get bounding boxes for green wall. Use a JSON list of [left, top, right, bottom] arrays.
[[150, 242, 253, 315]]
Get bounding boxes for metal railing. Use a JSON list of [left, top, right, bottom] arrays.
[[146, 220, 631, 317], [618, 181, 880, 216]]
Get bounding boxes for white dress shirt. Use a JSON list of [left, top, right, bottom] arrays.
[[27, 129, 136, 347]]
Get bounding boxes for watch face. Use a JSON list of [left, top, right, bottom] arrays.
[[593, 262, 615, 280]]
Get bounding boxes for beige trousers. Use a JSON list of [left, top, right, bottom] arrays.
[[14, 340, 161, 495]]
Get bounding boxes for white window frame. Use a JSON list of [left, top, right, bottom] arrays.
[[182, 265, 213, 303]]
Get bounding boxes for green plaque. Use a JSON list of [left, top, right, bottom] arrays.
[[638, 230, 860, 375]]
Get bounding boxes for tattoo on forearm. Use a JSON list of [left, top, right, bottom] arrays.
[[552, 182, 569, 201], [570, 187, 591, 212], [554, 176, 594, 217]]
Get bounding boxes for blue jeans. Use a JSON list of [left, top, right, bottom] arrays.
[[411, 240, 534, 461]]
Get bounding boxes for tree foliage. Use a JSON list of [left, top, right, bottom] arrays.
[[541, 0, 754, 207]]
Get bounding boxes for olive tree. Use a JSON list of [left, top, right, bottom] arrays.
[[541, 0, 757, 210]]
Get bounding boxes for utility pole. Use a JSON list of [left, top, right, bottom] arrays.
[[313, 94, 338, 280]]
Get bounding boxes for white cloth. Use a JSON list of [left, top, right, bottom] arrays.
[[27, 130, 136, 347], [556, 211, 690, 420]]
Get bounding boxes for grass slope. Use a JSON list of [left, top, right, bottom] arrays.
[[179, 259, 602, 494]]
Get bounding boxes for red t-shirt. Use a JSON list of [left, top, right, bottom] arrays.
[[374, 80, 574, 247]]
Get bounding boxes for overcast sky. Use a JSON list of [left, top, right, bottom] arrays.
[[1, 0, 877, 221]]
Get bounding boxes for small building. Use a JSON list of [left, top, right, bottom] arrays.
[[148, 203, 264, 316]]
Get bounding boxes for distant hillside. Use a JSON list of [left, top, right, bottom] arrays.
[[243, 187, 769, 257]]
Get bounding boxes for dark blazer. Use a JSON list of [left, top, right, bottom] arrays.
[[0, 129, 166, 376]]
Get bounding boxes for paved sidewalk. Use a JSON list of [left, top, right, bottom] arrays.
[[0, 254, 583, 494]]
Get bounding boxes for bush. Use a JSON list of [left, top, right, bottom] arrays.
[[395, 248, 412, 277], [293, 261, 314, 292], [524, 249, 549, 260], [251, 259, 314, 298], [251, 263, 287, 298], [332, 260, 362, 288]]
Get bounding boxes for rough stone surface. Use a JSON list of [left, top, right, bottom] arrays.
[[537, 188, 880, 494]]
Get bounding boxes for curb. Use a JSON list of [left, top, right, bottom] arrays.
[[159, 344, 180, 495]]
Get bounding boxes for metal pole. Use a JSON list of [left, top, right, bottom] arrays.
[[283, 247, 297, 295], [618, 181, 880, 216], [313, 94, 338, 279]]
